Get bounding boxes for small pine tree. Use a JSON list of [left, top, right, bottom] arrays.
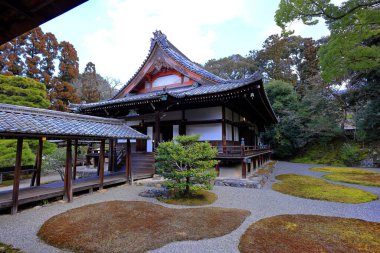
[[155, 135, 218, 197]]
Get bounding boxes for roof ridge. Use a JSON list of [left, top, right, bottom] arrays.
[[0, 104, 124, 124]]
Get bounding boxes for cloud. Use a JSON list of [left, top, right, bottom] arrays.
[[82, 0, 248, 83]]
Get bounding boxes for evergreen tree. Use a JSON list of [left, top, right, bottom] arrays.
[[41, 32, 59, 89], [24, 27, 45, 80], [155, 135, 218, 197], [0, 74, 55, 167], [58, 41, 79, 82]]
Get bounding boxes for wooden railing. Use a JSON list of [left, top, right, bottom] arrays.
[[213, 145, 270, 158]]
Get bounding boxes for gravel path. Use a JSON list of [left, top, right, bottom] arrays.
[[0, 161, 379, 253]]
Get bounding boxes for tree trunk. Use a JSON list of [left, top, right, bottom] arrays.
[[185, 176, 190, 197]]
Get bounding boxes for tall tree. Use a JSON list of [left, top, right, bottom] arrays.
[[0, 36, 26, 75], [276, 0, 380, 139], [24, 27, 45, 80], [73, 62, 119, 102], [204, 54, 257, 79], [41, 32, 59, 89], [81, 62, 101, 102], [49, 77, 80, 111], [275, 0, 380, 83], [58, 41, 79, 82], [49, 41, 80, 111]]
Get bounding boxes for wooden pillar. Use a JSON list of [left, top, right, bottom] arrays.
[[108, 139, 114, 171], [11, 138, 23, 215], [36, 138, 43, 186], [241, 159, 246, 179], [215, 162, 220, 177], [99, 140, 105, 190], [248, 161, 251, 173], [179, 110, 186, 135], [154, 111, 160, 149], [222, 105, 226, 153], [31, 137, 43, 187], [64, 140, 73, 202], [73, 139, 78, 180], [125, 139, 131, 184]]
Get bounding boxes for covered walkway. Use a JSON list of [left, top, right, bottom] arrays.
[[0, 103, 148, 214]]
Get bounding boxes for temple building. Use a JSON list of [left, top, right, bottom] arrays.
[[74, 31, 277, 178]]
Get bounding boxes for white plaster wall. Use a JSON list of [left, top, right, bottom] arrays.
[[186, 123, 222, 140], [147, 127, 153, 152], [234, 126, 239, 142], [173, 125, 179, 139], [185, 107, 222, 121], [226, 124, 232, 141], [117, 139, 136, 143]]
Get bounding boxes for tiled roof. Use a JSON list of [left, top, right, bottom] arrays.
[[0, 104, 148, 139], [113, 31, 234, 99], [75, 72, 261, 110]]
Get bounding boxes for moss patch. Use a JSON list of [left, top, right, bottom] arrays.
[[158, 190, 217, 206], [291, 140, 346, 166], [0, 242, 23, 253], [38, 201, 250, 253], [272, 174, 378, 203], [311, 167, 380, 187], [239, 214, 380, 253]]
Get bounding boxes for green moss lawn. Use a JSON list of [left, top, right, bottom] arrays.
[[311, 167, 380, 187], [239, 215, 380, 253], [0, 242, 22, 253], [158, 190, 217, 206], [272, 174, 378, 203]]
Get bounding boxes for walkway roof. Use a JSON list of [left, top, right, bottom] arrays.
[[0, 104, 148, 140]]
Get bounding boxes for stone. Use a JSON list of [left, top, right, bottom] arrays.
[[214, 175, 268, 189], [139, 188, 167, 198]]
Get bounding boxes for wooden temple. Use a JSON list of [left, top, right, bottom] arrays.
[[0, 1, 277, 214], [74, 31, 277, 179]]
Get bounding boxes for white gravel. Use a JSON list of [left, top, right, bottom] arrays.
[[0, 161, 379, 253]]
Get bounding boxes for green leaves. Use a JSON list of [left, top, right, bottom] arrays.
[[0, 74, 50, 108], [155, 135, 218, 195], [275, 0, 380, 83]]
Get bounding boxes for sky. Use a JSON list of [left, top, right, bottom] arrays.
[[41, 0, 341, 84]]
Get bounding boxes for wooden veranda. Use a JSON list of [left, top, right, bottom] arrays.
[[0, 104, 149, 214], [0, 170, 153, 211]]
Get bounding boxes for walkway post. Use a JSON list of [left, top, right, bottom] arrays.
[[154, 111, 160, 150], [73, 139, 78, 180], [222, 105, 227, 153], [108, 139, 114, 171], [99, 140, 105, 190], [241, 159, 247, 179], [64, 139, 73, 202], [125, 139, 131, 184], [31, 137, 43, 186], [35, 137, 43, 186], [11, 137, 23, 215]]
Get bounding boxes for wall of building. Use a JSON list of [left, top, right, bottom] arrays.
[[186, 123, 222, 141], [185, 107, 222, 121]]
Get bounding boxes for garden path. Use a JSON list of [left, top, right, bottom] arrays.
[[0, 161, 379, 253]]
